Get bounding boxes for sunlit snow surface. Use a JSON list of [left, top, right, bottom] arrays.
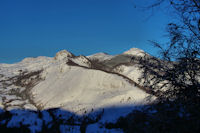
[[0, 48, 155, 132]]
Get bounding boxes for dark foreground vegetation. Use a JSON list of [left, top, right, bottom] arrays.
[[106, 100, 200, 133], [0, 100, 199, 133], [105, 0, 200, 132], [0, 107, 104, 133]]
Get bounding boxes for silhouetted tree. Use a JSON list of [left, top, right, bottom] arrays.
[[105, 1, 200, 132], [137, 0, 200, 103]]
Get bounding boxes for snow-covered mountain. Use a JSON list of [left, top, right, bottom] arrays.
[[0, 48, 155, 133]]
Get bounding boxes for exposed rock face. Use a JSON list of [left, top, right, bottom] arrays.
[[73, 55, 91, 67], [54, 50, 75, 60]]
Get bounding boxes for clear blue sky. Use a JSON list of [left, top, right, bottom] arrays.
[[0, 0, 171, 63]]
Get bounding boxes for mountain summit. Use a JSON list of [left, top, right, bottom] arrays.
[[54, 50, 75, 60], [123, 48, 146, 57]]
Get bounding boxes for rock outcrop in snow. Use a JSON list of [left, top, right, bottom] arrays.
[[72, 55, 91, 67], [54, 50, 75, 60]]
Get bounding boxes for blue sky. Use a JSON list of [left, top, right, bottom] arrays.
[[0, 0, 171, 63]]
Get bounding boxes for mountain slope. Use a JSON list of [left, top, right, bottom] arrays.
[[31, 62, 150, 114]]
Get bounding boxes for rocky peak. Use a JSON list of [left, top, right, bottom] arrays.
[[54, 50, 75, 60]]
